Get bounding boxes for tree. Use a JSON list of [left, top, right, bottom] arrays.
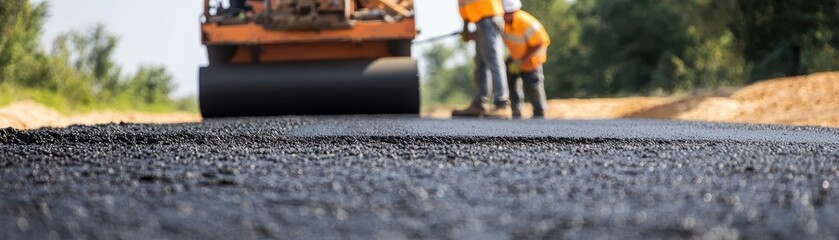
[[523, 0, 748, 97], [736, 0, 839, 80], [127, 66, 175, 105], [51, 24, 122, 94], [0, 0, 49, 85]]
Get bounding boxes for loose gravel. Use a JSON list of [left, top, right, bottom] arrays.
[[1, 117, 838, 239]]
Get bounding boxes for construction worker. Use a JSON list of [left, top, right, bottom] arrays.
[[501, 0, 550, 118], [452, 0, 511, 118]]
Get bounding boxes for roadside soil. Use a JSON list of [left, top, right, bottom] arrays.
[[425, 72, 839, 128], [0, 101, 201, 129]]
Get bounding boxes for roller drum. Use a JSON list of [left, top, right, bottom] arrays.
[[199, 57, 420, 118]]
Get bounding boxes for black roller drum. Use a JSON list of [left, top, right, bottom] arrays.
[[199, 57, 420, 118]]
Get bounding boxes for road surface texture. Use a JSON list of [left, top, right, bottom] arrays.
[[2, 116, 838, 239]]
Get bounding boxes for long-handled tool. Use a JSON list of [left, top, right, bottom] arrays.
[[412, 31, 463, 45]]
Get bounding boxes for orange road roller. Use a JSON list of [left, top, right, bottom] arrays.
[[199, 0, 419, 118]]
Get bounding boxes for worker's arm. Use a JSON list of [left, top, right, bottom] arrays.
[[460, 20, 473, 42], [514, 21, 550, 64], [516, 44, 545, 63]]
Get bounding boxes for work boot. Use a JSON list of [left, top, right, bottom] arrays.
[[531, 110, 545, 119], [452, 99, 489, 117], [511, 103, 524, 119], [484, 102, 512, 119]]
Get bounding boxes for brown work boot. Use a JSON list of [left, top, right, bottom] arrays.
[[484, 102, 512, 119], [452, 99, 489, 117]]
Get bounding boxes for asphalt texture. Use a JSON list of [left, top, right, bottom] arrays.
[[1, 116, 838, 239]]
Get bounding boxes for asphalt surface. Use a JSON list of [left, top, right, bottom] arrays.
[[1, 116, 838, 239]]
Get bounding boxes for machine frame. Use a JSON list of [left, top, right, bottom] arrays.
[[201, 0, 416, 63]]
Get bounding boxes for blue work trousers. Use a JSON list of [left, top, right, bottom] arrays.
[[473, 16, 509, 106]]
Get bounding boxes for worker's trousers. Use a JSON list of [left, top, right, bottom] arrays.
[[473, 16, 509, 106], [507, 65, 548, 117]]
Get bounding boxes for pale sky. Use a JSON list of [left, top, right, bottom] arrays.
[[36, 0, 462, 97]]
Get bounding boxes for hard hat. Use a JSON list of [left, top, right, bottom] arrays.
[[503, 0, 522, 13]]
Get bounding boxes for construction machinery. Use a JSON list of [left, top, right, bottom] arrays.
[[199, 0, 419, 118]]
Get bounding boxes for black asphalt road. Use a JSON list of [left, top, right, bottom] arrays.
[[2, 116, 838, 239]]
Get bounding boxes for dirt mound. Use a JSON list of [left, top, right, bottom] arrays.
[[427, 72, 839, 128], [0, 100, 201, 129], [728, 72, 839, 126], [627, 72, 839, 127], [625, 97, 742, 122]]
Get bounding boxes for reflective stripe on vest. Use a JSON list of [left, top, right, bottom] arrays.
[[503, 21, 542, 43]]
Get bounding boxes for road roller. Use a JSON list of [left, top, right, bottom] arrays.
[[199, 0, 419, 118]]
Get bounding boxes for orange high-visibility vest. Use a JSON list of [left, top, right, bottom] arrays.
[[459, 0, 504, 23], [503, 10, 550, 72]]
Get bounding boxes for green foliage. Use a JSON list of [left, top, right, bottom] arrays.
[[0, 0, 49, 86], [0, 0, 195, 113], [736, 0, 839, 80], [51, 24, 122, 93], [422, 0, 839, 104], [126, 66, 176, 105], [528, 0, 749, 97]]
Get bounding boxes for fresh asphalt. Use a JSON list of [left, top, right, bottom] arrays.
[[1, 116, 837, 239]]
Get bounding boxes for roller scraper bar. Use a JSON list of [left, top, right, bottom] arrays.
[[199, 57, 419, 118]]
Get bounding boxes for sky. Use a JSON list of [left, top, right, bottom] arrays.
[[36, 0, 462, 97]]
